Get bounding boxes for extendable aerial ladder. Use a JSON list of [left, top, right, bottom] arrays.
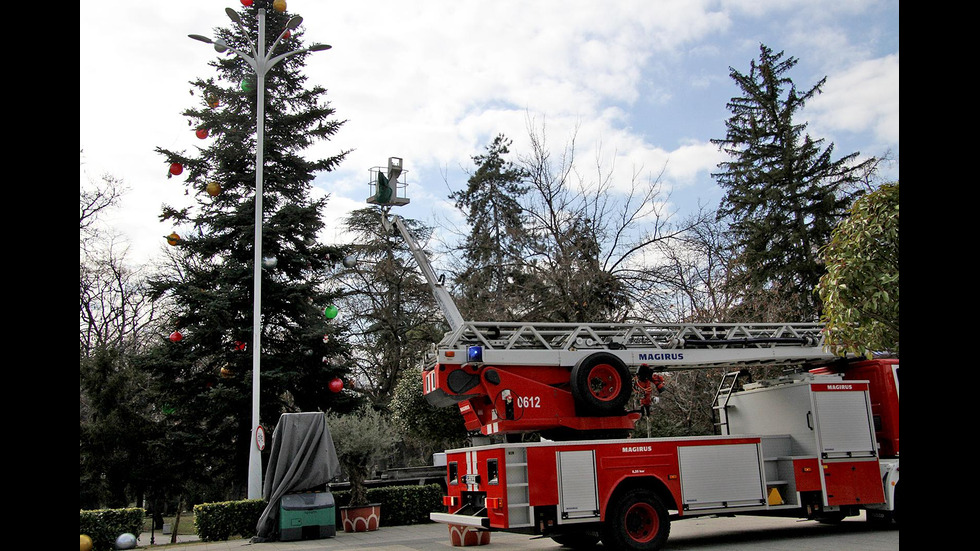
[[422, 320, 839, 438], [431, 320, 830, 367], [367, 157, 464, 332]]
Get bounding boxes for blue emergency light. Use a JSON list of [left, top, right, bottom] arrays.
[[468, 346, 483, 362]]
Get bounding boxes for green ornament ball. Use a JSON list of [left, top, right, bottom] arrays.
[[324, 305, 339, 319]]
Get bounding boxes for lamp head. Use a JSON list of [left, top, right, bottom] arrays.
[[225, 7, 244, 26]]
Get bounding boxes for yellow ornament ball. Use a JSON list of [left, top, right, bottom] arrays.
[[273, 0, 286, 12], [206, 182, 222, 196], [167, 232, 180, 246], [80, 535, 93, 551]]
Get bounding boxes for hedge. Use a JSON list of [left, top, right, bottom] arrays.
[[194, 499, 267, 541], [78, 485, 445, 545], [194, 484, 444, 541], [79, 507, 145, 551], [333, 484, 444, 526]]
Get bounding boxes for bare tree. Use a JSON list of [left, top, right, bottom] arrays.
[[79, 172, 163, 356], [647, 213, 742, 323], [80, 171, 123, 241], [517, 117, 708, 322], [80, 241, 163, 356]]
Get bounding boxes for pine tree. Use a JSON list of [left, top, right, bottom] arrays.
[[450, 134, 530, 320], [146, 2, 357, 500], [711, 44, 874, 321]]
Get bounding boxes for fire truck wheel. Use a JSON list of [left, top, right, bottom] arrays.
[[550, 532, 600, 548], [571, 353, 632, 415], [603, 488, 670, 551]]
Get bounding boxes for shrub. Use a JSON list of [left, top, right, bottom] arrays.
[[79, 507, 145, 551], [325, 408, 398, 507]]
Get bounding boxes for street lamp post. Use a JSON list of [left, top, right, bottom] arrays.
[[189, 5, 331, 500]]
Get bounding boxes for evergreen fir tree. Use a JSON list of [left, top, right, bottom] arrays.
[[146, 2, 357, 500], [449, 134, 530, 320], [711, 44, 874, 321]]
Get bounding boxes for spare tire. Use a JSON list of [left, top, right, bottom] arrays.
[[570, 352, 631, 415]]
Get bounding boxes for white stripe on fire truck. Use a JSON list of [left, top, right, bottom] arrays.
[[466, 450, 477, 491]]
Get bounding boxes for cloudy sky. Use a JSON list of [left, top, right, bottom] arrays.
[[80, 0, 899, 267]]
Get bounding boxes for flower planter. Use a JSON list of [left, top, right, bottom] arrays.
[[339, 504, 381, 532], [449, 524, 491, 546]]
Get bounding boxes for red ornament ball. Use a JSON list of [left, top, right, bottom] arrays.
[[329, 377, 344, 393], [169, 331, 183, 342], [241, 0, 253, 6], [196, 128, 208, 139], [234, 341, 246, 351], [169, 162, 183, 176]]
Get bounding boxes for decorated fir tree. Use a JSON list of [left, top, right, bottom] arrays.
[[146, 1, 357, 499]]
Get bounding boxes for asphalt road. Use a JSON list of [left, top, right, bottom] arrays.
[[132, 512, 898, 550]]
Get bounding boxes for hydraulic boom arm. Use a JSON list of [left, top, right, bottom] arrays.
[[384, 212, 465, 332]]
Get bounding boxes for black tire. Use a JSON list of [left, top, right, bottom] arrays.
[[551, 532, 600, 549], [602, 488, 670, 551], [570, 353, 631, 415]]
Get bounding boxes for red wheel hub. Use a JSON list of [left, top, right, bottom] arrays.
[[624, 501, 659, 543], [587, 363, 622, 401]]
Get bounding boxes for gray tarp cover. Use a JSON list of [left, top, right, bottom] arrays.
[[254, 412, 340, 540]]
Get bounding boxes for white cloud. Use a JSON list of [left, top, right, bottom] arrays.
[[805, 54, 899, 146], [81, 1, 898, 265]]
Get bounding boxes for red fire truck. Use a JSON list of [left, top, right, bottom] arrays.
[[368, 162, 899, 550], [428, 357, 898, 550]]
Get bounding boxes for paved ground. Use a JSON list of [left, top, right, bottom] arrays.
[[131, 513, 898, 550]]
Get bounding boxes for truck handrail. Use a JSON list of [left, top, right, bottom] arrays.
[[438, 321, 826, 351]]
